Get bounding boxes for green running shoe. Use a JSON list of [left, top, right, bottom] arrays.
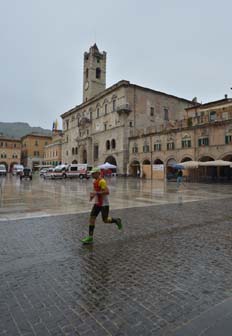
[[116, 218, 122, 230], [81, 236, 93, 244]]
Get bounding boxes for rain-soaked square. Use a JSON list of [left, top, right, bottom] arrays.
[[1, 175, 232, 335]]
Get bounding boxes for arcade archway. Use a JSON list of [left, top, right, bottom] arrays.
[[0, 161, 8, 172], [217, 154, 232, 181], [105, 156, 117, 166], [198, 156, 215, 181], [129, 160, 140, 177], [154, 159, 163, 164], [142, 159, 151, 178], [166, 158, 177, 179], [181, 157, 192, 162]]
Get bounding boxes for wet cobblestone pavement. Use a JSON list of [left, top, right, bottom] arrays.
[[1, 196, 232, 335]]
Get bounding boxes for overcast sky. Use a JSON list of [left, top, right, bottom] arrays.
[[0, 0, 231, 129]]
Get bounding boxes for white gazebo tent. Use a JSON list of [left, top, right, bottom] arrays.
[[98, 162, 117, 169]]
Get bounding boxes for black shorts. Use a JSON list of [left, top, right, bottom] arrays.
[[90, 204, 109, 221]]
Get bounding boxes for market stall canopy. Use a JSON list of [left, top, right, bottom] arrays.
[[199, 160, 232, 167], [180, 161, 199, 169], [98, 162, 117, 169]]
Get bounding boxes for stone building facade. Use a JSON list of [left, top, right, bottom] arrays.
[[0, 136, 21, 172], [44, 130, 63, 166], [128, 97, 232, 180], [21, 133, 52, 170], [61, 44, 194, 174]]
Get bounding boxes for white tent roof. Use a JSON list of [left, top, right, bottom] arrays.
[[199, 160, 232, 167], [98, 162, 117, 169], [178, 161, 199, 169]]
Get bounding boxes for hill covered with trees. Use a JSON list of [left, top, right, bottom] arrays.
[[0, 122, 52, 138]]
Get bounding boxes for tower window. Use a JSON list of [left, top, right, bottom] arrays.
[[96, 68, 101, 79], [106, 140, 110, 150], [111, 139, 116, 149], [86, 68, 88, 79], [164, 108, 169, 121]]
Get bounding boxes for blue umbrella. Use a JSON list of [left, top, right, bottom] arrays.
[[172, 164, 184, 170]]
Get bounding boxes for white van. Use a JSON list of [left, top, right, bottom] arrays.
[[0, 164, 7, 176], [12, 164, 24, 176], [51, 164, 68, 179], [63, 164, 92, 179]]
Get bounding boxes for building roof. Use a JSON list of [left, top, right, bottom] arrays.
[[186, 97, 232, 110], [20, 132, 52, 140], [0, 135, 21, 142], [61, 80, 195, 119]]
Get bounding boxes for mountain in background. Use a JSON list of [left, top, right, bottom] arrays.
[[0, 122, 52, 138]]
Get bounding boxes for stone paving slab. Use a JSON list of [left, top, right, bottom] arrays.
[[0, 198, 232, 335], [171, 297, 232, 336]]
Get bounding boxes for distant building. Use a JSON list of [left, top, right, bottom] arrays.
[[61, 44, 195, 174], [0, 136, 21, 172], [44, 130, 63, 166], [129, 96, 232, 180], [21, 133, 52, 170]]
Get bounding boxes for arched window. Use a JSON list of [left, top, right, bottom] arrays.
[[106, 140, 110, 150], [96, 67, 101, 79], [111, 139, 116, 149], [72, 148, 75, 155]]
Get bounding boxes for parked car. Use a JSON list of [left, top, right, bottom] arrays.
[[12, 164, 24, 176], [39, 168, 48, 177], [20, 168, 32, 180], [52, 164, 68, 179], [0, 164, 7, 176], [43, 167, 55, 179]]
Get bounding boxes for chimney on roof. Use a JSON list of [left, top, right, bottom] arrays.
[[225, 94, 228, 99]]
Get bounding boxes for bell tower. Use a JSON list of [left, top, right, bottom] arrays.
[[83, 44, 106, 102]]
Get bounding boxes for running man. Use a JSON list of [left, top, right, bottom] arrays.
[[81, 167, 122, 244]]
